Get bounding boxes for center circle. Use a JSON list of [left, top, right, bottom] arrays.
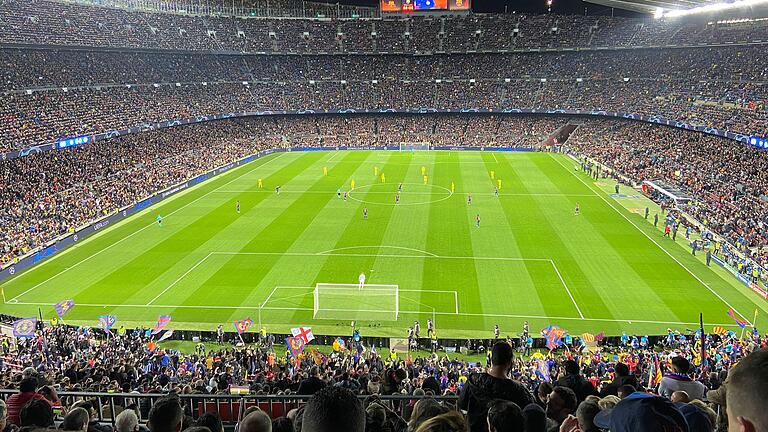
[[348, 182, 453, 206]]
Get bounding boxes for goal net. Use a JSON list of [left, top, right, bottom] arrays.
[[400, 142, 431, 151], [313, 283, 399, 321]]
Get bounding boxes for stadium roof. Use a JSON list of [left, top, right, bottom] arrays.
[[585, 0, 768, 15]]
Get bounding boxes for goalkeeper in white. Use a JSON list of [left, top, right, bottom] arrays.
[[358, 272, 366, 290]]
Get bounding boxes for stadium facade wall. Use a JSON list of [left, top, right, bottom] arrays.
[[0, 108, 756, 162]]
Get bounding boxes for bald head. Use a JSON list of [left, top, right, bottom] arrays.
[[238, 410, 272, 432], [727, 349, 768, 432]]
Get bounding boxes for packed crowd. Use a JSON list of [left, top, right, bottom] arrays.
[[3, 0, 768, 53], [566, 119, 768, 280], [1, 321, 767, 432], [0, 114, 563, 266]]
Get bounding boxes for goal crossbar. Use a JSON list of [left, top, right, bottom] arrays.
[[313, 283, 399, 321]]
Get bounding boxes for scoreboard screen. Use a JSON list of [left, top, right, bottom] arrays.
[[381, 0, 468, 12]]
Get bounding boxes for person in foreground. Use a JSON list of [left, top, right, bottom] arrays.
[[726, 348, 768, 432], [459, 342, 534, 432]]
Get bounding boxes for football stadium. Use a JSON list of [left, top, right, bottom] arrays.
[[1, 0, 768, 430]]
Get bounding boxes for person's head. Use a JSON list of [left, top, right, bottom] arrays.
[[415, 410, 467, 432], [491, 342, 514, 371], [594, 393, 688, 432], [61, 407, 90, 432], [409, 398, 447, 430], [522, 404, 547, 432], [197, 412, 224, 432], [618, 385, 636, 399], [0, 399, 6, 432], [615, 363, 630, 377], [148, 396, 184, 432], [672, 391, 691, 404], [575, 401, 601, 432], [727, 349, 768, 432], [115, 409, 140, 432], [239, 410, 272, 432], [487, 400, 525, 432], [272, 417, 292, 432], [20, 398, 54, 428], [598, 395, 621, 410], [309, 366, 321, 378], [19, 377, 38, 393], [301, 386, 364, 432], [671, 357, 692, 375], [564, 360, 580, 376], [546, 386, 578, 424], [536, 382, 553, 404]]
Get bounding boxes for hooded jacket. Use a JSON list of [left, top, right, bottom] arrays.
[[458, 372, 534, 432]]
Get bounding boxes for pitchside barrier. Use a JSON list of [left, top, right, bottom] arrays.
[[0, 390, 459, 426]]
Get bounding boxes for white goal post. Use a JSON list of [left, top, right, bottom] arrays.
[[313, 283, 399, 321], [399, 142, 431, 151]]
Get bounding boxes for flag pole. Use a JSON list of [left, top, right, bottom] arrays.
[[699, 313, 706, 372]]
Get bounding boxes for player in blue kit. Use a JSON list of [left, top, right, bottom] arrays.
[[156, 215, 163, 226]]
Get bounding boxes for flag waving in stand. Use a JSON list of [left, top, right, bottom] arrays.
[[234, 318, 253, 335], [291, 327, 315, 344], [54, 300, 75, 318], [152, 315, 172, 335], [286, 336, 306, 358]]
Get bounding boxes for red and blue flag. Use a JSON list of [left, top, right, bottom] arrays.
[[152, 315, 172, 335], [54, 300, 75, 318], [98, 315, 117, 330], [13, 318, 37, 338], [234, 318, 253, 335], [286, 335, 306, 358], [727, 309, 748, 328]]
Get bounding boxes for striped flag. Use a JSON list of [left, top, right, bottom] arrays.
[[12, 318, 37, 338], [581, 333, 595, 343], [712, 326, 727, 335], [152, 315, 171, 335], [647, 353, 662, 388], [53, 300, 75, 318], [727, 309, 748, 328], [98, 315, 117, 330]]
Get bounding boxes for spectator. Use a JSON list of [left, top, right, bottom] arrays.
[[147, 397, 184, 432], [575, 401, 601, 432], [408, 398, 447, 432], [545, 387, 578, 432], [271, 417, 292, 432], [196, 413, 223, 432], [599, 363, 639, 397], [115, 410, 140, 432], [297, 367, 326, 396], [658, 357, 707, 401], [5, 378, 50, 426], [238, 411, 272, 432], [414, 411, 467, 432], [617, 385, 636, 399], [522, 404, 547, 432], [593, 392, 688, 432], [726, 348, 768, 432], [487, 401, 526, 432], [555, 360, 597, 403], [61, 408, 90, 432], [19, 398, 54, 430], [459, 342, 534, 432], [301, 386, 364, 432]]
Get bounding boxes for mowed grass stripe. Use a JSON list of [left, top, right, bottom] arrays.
[[547, 153, 763, 326], [0, 153, 288, 300], [163, 152, 369, 324], [304, 152, 417, 326], [420, 151, 484, 334], [75, 152, 316, 314], [531, 155, 699, 324], [491, 153, 615, 322]]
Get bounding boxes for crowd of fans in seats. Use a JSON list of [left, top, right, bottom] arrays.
[[1, 320, 767, 432], [0, 114, 562, 266], [566, 119, 768, 280], [2, 0, 768, 53], [1, 46, 766, 153]]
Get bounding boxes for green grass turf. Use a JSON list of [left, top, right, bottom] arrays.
[[2, 150, 767, 339]]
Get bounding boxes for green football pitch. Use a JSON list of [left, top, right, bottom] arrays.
[[2, 150, 766, 338]]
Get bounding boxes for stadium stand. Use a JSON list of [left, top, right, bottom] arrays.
[[2, 0, 768, 430]]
